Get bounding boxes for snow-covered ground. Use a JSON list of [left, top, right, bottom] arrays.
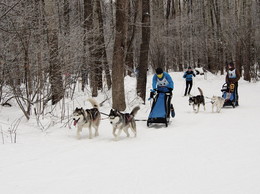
[[1, 72, 260, 194]]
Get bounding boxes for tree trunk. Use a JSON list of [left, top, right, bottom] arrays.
[[243, 0, 252, 81], [63, 0, 70, 36], [213, 0, 224, 74], [125, 0, 138, 76], [82, 0, 91, 92], [93, 0, 103, 91], [44, 0, 64, 105], [111, 0, 128, 110], [136, 0, 150, 103], [83, 0, 98, 96], [96, 0, 111, 90], [150, 0, 165, 70]]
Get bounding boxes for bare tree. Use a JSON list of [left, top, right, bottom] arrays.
[[136, 0, 151, 103], [44, 0, 64, 105], [111, 0, 128, 110], [96, 0, 112, 90]]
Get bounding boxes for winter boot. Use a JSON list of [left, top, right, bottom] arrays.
[[170, 104, 175, 118]]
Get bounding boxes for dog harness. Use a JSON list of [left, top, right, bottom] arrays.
[[85, 108, 99, 121], [124, 113, 133, 124], [114, 113, 133, 127]]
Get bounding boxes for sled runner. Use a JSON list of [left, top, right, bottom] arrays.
[[147, 89, 175, 127], [221, 83, 238, 108]]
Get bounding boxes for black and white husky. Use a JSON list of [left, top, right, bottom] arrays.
[[189, 87, 205, 113], [108, 106, 140, 141], [211, 96, 225, 113], [72, 99, 101, 139]]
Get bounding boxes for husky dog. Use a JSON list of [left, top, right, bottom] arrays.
[[109, 106, 140, 141], [189, 87, 205, 113], [211, 96, 225, 113], [72, 99, 101, 139]]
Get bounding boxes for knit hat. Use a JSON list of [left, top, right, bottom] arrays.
[[188, 66, 192, 69], [229, 62, 235, 68], [155, 67, 163, 74]]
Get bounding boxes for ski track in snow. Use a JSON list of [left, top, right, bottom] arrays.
[[0, 72, 260, 194]]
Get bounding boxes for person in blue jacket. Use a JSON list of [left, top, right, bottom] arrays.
[[183, 66, 196, 96], [152, 67, 174, 92], [151, 67, 174, 118]]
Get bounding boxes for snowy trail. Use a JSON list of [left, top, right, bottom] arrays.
[[1, 73, 260, 194]]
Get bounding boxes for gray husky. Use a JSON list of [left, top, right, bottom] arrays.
[[109, 106, 140, 141], [211, 96, 225, 113], [72, 99, 101, 139], [189, 87, 205, 113]]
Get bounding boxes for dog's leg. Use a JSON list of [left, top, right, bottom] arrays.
[[212, 104, 214, 113], [193, 104, 196, 111], [217, 104, 221, 113], [130, 123, 137, 137], [94, 125, 99, 136], [115, 128, 123, 141], [112, 126, 117, 137], [123, 127, 130, 137], [196, 104, 200, 113], [77, 127, 82, 139], [88, 127, 93, 139]]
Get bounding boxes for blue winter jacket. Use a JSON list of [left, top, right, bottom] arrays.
[[183, 71, 196, 81], [152, 72, 174, 92]]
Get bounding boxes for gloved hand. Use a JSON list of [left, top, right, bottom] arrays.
[[150, 89, 157, 93], [168, 88, 173, 92], [150, 90, 155, 99]]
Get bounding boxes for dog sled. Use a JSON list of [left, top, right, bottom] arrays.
[[147, 88, 175, 127], [221, 83, 238, 108]]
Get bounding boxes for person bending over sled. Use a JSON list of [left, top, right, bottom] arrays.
[[183, 66, 196, 96], [151, 67, 174, 117], [226, 62, 240, 106]]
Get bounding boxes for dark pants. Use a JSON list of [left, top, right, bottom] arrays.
[[165, 92, 172, 118], [184, 80, 193, 96]]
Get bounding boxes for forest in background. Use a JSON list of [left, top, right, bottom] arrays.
[[0, 0, 259, 117]]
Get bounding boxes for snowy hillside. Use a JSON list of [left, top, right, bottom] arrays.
[[1, 72, 260, 194]]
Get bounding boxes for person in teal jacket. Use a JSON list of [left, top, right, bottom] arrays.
[[151, 67, 174, 118], [183, 66, 196, 96]]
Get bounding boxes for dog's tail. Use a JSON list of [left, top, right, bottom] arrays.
[[198, 87, 203, 96], [130, 106, 140, 116], [88, 98, 99, 109]]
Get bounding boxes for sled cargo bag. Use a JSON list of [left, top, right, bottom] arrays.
[[147, 92, 172, 127], [221, 83, 237, 108]]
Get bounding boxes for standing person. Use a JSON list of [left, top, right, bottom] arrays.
[[183, 66, 196, 96], [152, 67, 174, 118], [226, 62, 240, 106]]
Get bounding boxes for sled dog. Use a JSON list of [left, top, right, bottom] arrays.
[[72, 98, 101, 139], [189, 87, 205, 113], [211, 96, 225, 113], [109, 106, 140, 141]]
